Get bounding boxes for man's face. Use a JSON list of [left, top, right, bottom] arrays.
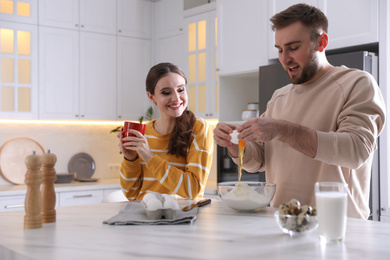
[[275, 21, 319, 84]]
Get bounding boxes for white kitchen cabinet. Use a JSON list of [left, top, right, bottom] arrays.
[[155, 0, 184, 39], [0, 21, 38, 119], [58, 190, 104, 207], [117, 0, 152, 39], [155, 0, 185, 69], [80, 32, 116, 120], [184, 7, 218, 119], [155, 34, 186, 70], [39, 27, 80, 119], [0, 194, 25, 212], [39, 0, 116, 35], [319, 0, 378, 50], [116, 36, 151, 121], [268, 0, 379, 59], [103, 188, 121, 198], [0, 193, 60, 212], [39, 27, 116, 120], [217, 0, 269, 76], [0, 0, 38, 24]]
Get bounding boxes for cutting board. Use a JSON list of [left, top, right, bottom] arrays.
[[0, 137, 45, 184]]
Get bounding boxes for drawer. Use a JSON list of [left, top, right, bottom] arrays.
[[0, 193, 60, 212], [0, 195, 25, 212], [59, 190, 104, 207]]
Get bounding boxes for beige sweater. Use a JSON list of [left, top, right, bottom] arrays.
[[237, 66, 386, 219]]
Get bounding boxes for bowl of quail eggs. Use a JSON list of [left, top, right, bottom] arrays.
[[274, 199, 318, 236]]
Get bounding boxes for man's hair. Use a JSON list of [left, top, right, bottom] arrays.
[[270, 3, 328, 41]]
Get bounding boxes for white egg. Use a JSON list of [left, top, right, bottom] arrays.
[[162, 194, 172, 200], [143, 193, 156, 203], [230, 130, 239, 144], [146, 198, 163, 211], [163, 199, 179, 210]]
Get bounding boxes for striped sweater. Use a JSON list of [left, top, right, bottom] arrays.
[[120, 118, 214, 200]]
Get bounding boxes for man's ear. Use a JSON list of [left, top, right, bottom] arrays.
[[318, 33, 329, 52]]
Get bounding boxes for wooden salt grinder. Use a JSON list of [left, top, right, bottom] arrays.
[[41, 149, 57, 223], [24, 151, 43, 229]]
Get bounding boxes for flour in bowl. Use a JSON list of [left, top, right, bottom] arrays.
[[222, 183, 270, 211]]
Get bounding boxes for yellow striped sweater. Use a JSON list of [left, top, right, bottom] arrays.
[[120, 118, 214, 200]]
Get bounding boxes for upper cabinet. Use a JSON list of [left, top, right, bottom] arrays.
[[156, 0, 184, 39], [184, 7, 218, 119], [116, 37, 151, 121], [38, 0, 152, 121], [0, 0, 38, 119], [38, 27, 79, 119], [320, 0, 378, 50], [117, 0, 152, 39], [268, 0, 379, 59], [217, 0, 269, 76], [39, 0, 117, 35], [39, 27, 117, 120], [0, 0, 38, 24], [154, 0, 185, 70], [0, 21, 38, 119]]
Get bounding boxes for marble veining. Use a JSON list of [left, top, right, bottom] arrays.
[[1, 200, 390, 260]]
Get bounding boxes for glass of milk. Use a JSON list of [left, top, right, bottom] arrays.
[[315, 182, 348, 244]]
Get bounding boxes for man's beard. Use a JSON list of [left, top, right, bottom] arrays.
[[288, 49, 318, 84]]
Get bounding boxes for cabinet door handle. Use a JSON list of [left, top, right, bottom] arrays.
[[73, 194, 93, 199], [81, 25, 84, 28], [4, 204, 24, 209], [118, 29, 122, 33]]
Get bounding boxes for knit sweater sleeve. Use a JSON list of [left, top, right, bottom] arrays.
[[145, 118, 214, 199], [119, 157, 142, 200], [315, 71, 386, 169]]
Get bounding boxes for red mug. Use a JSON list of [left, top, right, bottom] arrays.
[[122, 122, 146, 141]]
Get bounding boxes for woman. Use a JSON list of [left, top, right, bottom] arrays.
[[118, 62, 214, 200]]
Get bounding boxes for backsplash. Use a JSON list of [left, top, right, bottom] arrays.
[[0, 121, 123, 185]]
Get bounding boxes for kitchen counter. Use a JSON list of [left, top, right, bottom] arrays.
[[1, 200, 390, 260]]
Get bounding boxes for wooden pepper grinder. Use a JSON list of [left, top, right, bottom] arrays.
[[24, 151, 43, 229], [41, 149, 57, 223]]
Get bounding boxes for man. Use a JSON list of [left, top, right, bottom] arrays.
[[213, 3, 386, 219]]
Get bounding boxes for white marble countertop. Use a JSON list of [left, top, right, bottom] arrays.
[[1, 200, 390, 260]]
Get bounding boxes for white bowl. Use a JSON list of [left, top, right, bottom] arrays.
[[218, 181, 276, 212]]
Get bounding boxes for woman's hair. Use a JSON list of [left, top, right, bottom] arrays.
[[146, 62, 196, 157], [270, 3, 328, 41]]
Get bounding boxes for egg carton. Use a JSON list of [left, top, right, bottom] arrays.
[[142, 193, 180, 220]]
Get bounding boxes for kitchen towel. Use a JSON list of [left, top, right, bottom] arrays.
[[103, 202, 198, 225]]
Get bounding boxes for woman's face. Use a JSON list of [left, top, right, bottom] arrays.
[[148, 72, 188, 119]]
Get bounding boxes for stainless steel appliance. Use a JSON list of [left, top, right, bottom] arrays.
[[258, 51, 380, 220]]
